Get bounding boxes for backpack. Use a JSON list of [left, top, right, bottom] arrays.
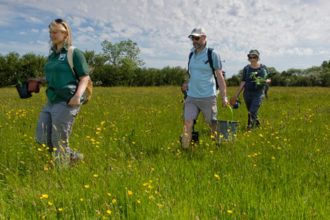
[[188, 48, 219, 90], [67, 46, 93, 104]]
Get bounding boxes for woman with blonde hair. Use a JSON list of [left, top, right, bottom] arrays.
[[31, 18, 90, 166]]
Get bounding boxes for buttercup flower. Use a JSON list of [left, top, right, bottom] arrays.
[[42, 194, 49, 199]]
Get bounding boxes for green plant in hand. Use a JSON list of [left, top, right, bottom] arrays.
[[250, 70, 277, 89]]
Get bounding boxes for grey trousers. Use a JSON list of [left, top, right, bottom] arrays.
[[35, 102, 81, 163]]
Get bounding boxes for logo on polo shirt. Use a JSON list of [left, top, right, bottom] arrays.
[[59, 54, 66, 61]]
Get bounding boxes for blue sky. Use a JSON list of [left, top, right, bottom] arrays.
[[1, 0, 330, 77]]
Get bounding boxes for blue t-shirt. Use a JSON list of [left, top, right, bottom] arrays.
[[187, 46, 222, 98], [242, 65, 268, 92]]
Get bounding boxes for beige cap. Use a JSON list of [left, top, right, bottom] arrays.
[[188, 27, 206, 37]]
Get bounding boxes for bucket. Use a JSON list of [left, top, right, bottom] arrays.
[[15, 82, 32, 99], [27, 79, 41, 93], [212, 106, 239, 142]]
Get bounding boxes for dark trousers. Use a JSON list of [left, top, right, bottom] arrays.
[[243, 90, 265, 127]]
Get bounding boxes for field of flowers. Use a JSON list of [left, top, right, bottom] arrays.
[[0, 86, 329, 219]]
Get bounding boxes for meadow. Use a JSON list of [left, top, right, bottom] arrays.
[[0, 86, 329, 220]]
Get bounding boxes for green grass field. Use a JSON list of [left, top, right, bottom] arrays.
[[0, 86, 329, 219]]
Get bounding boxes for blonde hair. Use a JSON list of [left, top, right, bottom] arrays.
[[49, 18, 72, 48]]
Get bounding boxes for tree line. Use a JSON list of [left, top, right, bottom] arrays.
[[1, 39, 330, 87]]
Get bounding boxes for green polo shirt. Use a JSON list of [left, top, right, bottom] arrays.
[[45, 46, 89, 104]]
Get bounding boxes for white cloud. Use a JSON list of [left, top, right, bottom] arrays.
[[0, 3, 16, 26], [286, 48, 314, 56], [69, 16, 87, 27], [31, 28, 39, 33], [36, 40, 48, 47], [29, 16, 43, 24], [1, 0, 330, 76], [78, 26, 94, 32]]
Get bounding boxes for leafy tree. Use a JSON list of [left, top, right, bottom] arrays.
[[101, 39, 145, 68], [19, 53, 47, 79], [226, 74, 241, 86], [133, 68, 157, 86], [83, 50, 107, 67], [161, 66, 186, 86], [309, 73, 322, 86], [92, 65, 123, 86], [285, 68, 303, 76], [321, 60, 330, 69], [303, 66, 321, 75], [319, 67, 330, 86], [0, 52, 21, 86], [296, 76, 312, 86]]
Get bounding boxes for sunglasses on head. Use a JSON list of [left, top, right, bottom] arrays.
[[248, 56, 258, 60], [54, 18, 67, 30], [190, 36, 202, 41]]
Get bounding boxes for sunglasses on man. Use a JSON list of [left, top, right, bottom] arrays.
[[248, 56, 258, 60], [190, 36, 203, 41]]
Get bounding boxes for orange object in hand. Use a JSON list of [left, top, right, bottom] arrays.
[[230, 97, 237, 106]]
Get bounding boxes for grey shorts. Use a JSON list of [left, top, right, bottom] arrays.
[[184, 96, 218, 125]]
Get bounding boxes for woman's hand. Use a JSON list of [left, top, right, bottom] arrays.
[[68, 95, 81, 106], [68, 75, 89, 106], [230, 97, 237, 106], [28, 77, 47, 84]]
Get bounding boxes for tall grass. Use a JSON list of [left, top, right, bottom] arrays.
[[0, 86, 329, 219]]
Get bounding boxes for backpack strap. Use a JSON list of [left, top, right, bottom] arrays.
[[243, 65, 250, 81], [67, 46, 80, 81], [207, 48, 219, 90], [260, 64, 268, 76], [67, 46, 75, 74], [187, 48, 219, 90], [187, 51, 193, 74]]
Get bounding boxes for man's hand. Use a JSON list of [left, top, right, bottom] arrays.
[[222, 97, 228, 107], [181, 83, 188, 91]]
